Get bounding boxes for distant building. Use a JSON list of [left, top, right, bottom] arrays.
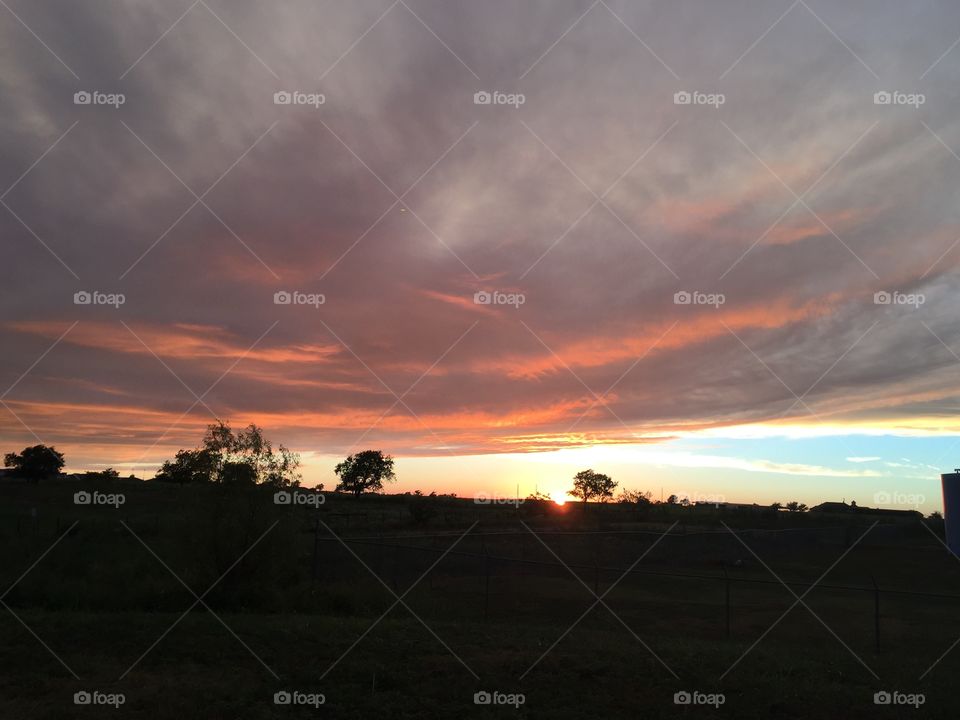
[[693, 501, 768, 512], [809, 500, 920, 519], [942, 471, 960, 556], [809, 501, 852, 514]]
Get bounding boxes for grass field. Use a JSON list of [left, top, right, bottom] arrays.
[[2, 479, 958, 718]]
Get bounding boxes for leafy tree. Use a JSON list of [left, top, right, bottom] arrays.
[[79, 468, 120, 481], [4, 445, 64, 482], [570, 469, 617, 504], [618, 489, 653, 506], [665, 494, 678, 505], [334, 450, 395, 495], [155, 421, 300, 487], [407, 492, 438, 525], [156, 448, 218, 484], [770, 502, 783, 511], [785, 501, 808, 513], [203, 421, 300, 487], [222, 461, 257, 485]]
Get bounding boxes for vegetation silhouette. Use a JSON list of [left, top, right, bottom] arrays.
[[155, 420, 300, 487], [334, 449, 395, 495], [4, 444, 64, 482], [570, 469, 617, 505]]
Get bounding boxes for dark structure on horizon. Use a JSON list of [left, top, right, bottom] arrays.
[[808, 500, 921, 519]]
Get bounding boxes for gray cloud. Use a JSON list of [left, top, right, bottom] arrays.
[[3, 0, 960, 465]]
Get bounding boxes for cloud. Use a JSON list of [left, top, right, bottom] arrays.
[[3, 0, 960, 473]]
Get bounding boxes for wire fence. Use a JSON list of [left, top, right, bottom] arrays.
[[310, 520, 960, 653]]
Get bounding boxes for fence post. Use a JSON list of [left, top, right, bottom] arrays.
[[312, 517, 320, 582], [520, 531, 526, 583], [593, 537, 600, 596], [392, 541, 400, 593], [721, 562, 731, 639], [481, 534, 490, 622], [871, 575, 880, 652]]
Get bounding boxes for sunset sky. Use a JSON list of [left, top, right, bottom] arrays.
[[2, 1, 960, 511]]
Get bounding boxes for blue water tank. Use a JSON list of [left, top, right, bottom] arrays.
[[941, 471, 960, 556]]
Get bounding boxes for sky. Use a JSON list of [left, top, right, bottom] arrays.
[[2, 0, 960, 513]]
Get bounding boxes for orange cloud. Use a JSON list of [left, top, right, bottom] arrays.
[[8, 321, 340, 365]]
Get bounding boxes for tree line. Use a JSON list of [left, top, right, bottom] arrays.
[[1, 427, 818, 511], [2, 420, 396, 494]]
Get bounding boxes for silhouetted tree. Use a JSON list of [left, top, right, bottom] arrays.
[[156, 448, 217, 485], [618, 489, 653, 506], [407, 492, 438, 525], [222, 461, 257, 485], [155, 421, 300, 487], [570, 469, 617, 505], [785, 501, 808, 513], [79, 468, 120, 481], [334, 450, 395, 495], [665, 494, 678, 505], [4, 445, 64, 482]]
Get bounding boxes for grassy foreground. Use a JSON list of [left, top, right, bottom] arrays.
[[0, 609, 956, 719], [1, 480, 957, 717]]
